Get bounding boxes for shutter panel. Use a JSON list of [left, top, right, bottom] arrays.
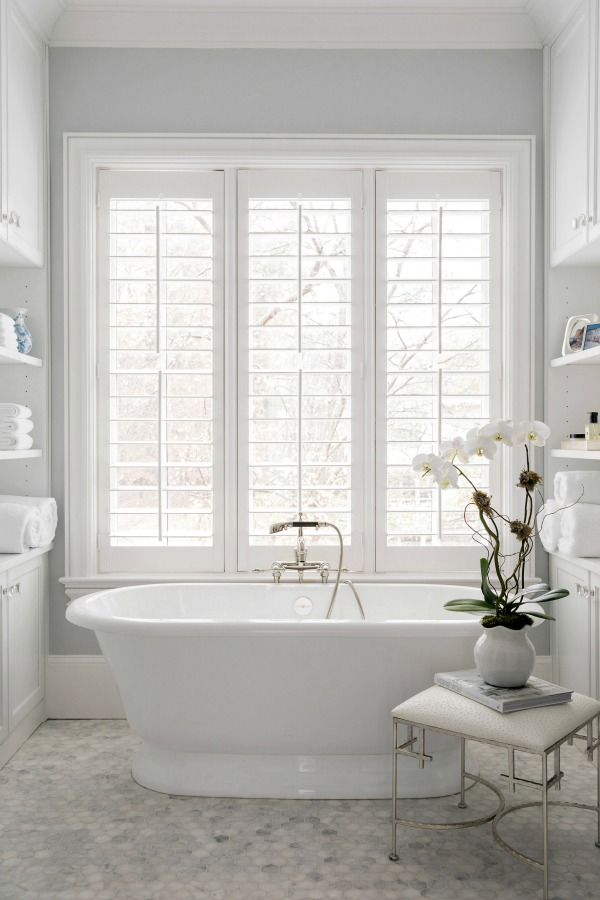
[[97, 170, 224, 573], [376, 170, 502, 572], [237, 170, 364, 572]]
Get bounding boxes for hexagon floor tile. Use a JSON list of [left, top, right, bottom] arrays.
[[0, 720, 599, 898]]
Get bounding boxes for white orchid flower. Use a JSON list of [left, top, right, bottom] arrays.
[[433, 462, 460, 489], [513, 420, 550, 447], [479, 420, 515, 446], [463, 428, 497, 460], [412, 453, 443, 476], [439, 436, 470, 463]]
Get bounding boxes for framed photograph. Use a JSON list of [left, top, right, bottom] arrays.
[[562, 314, 599, 355], [584, 322, 600, 351]]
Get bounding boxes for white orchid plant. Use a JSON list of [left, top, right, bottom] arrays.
[[413, 419, 569, 630]]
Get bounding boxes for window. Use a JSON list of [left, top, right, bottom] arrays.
[[96, 171, 224, 572], [237, 170, 364, 572], [65, 136, 532, 582], [375, 171, 502, 571]]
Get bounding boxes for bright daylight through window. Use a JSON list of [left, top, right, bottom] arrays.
[[94, 165, 503, 574]]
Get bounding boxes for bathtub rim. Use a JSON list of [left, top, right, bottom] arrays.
[[65, 581, 542, 638]]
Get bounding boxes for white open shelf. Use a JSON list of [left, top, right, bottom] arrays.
[[550, 346, 600, 367], [551, 449, 600, 459], [0, 450, 42, 460], [0, 346, 41, 367]]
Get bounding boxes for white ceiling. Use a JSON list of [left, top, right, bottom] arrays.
[[18, 0, 579, 48]]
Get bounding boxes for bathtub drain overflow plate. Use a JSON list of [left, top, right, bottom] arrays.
[[294, 596, 313, 616]]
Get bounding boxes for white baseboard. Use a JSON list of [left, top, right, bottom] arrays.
[[46, 654, 554, 721], [46, 655, 125, 719]]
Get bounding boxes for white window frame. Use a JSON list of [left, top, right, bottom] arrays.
[[63, 134, 534, 590]]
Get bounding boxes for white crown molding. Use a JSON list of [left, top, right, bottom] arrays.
[[16, 0, 578, 48], [49, 7, 542, 48], [527, 0, 581, 45], [17, 0, 65, 42]]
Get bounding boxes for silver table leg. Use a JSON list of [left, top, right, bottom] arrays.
[[390, 719, 399, 862], [542, 753, 549, 900], [458, 737, 467, 809]]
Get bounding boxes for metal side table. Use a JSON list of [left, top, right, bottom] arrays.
[[390, 686, 600, 900]]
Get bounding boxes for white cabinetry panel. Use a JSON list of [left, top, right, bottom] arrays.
[[549, 1, 591, 265], [551, 555, 596, 697], [0, 572, 7, 745], [7, 560, 43, 728]]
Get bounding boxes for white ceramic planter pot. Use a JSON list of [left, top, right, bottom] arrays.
[[473, 625, 535, 688]]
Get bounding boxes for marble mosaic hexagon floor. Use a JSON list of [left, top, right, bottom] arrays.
[[0, 721, 599, 899]]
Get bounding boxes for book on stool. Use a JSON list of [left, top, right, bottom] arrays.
[[434, 668, 572, 713]]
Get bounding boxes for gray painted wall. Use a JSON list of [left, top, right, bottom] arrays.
[[49, 48, 544, 654]]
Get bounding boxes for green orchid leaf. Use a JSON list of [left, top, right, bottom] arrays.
[[534, 589, 569, 603], [526, 611, 556, 621], [444, 600, 495, 612], [480, 557, 499, 607]]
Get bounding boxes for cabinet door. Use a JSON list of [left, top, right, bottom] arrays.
[[4, 0, 44, 266], [550, 1, 591, 265], [0, 573, 7, 745], [589, 571, 600, 700], [552, 556, 594, 696], [7, 559, 43, 730]]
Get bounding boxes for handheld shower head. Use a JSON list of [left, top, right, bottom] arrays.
[[269, 520, 322, 534]]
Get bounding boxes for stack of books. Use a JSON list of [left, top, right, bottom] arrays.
[[434, 669, 572, 713]]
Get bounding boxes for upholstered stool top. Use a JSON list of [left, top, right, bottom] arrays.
[[392, 686, 600, 754]]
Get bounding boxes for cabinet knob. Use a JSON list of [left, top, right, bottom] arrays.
[[8, 211, 21, 228], [571, 213, 589, 230]]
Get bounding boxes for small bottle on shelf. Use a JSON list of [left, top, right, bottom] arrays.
[[585, 412, 600, 440]]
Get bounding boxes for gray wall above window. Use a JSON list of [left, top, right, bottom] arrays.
[[49, 48, 543, 655]]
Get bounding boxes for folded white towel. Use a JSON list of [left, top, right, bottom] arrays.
[[0, 337, 18, 351], [558, 503, 600, 557], [0, 419, 33, 434], [0, 404, 32, 419], [0, 312, 14, 327], [0, 496, 57, 546], [537, 499, 563, 552], [554, 470, 600, 506], [0, 434, 33, 450], [0, 503, 41, 553]]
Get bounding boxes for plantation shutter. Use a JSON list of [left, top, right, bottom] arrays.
[[96, 169, 224, 573], [375, 170, 502, 572], [237, 170, 365, 572]]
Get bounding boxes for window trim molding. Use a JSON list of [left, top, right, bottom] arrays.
[[63, 133, 535, 583]]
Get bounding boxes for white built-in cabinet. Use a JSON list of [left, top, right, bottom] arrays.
[[548, 0, 600, 265], [550, 553, 600, 700], [0, 550, 46, 767], [0, 0, 44, 267]]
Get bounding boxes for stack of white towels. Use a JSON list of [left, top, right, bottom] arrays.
[[0, 496, 57, 554], [0, 312, 17, 352], [0, 403, 34, 451], [539, 470, 600, 557]]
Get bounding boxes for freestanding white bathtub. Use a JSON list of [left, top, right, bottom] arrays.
[[66, 581, 486, 799]]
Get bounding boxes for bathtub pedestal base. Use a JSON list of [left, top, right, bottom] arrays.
[[131, 741, 478, 800]]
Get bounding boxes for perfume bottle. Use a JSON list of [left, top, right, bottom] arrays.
[[585, 412, 600, 440]]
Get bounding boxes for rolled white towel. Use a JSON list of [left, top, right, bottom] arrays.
[[0, 419, 34, 434], [554, 470, 600, 506], [0, 337, 18, 352], [0, 496, 57, 546], [0, 503, 41, 553], [0, 434, 33, 450], [0, 404, 32, 419], [0, 312, 15, 327], [558, 503, 600, 557], [537, 499, 563, 552]]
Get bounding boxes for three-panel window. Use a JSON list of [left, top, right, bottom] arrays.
[[95, 166, 502, 574]]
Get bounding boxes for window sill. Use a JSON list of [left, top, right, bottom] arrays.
[[62, 569, 491, 600]]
